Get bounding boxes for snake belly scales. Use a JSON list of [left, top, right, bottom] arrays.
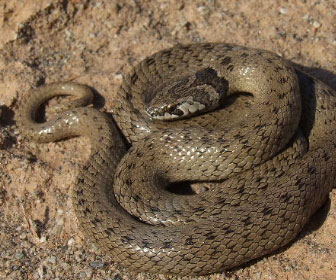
[[18, 43, 336, 275]]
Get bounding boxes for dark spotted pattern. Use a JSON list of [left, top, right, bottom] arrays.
[[18, 43, 336, 276]]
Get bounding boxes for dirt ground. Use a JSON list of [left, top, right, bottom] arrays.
[[0, 0, 335, 279]]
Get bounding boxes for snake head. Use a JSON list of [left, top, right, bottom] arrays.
[[147, 68, 229, 121], [147, 98, 206, 120]]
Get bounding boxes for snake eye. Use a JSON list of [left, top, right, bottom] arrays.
[[167, 104, 184, 117]]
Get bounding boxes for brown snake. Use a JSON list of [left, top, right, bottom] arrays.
[[18, 43, 336, 275]]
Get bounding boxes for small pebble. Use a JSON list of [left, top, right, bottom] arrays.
[[19, 233, 27, 240], [279, 7, 287, 14], [56, 218, 64, 226], [48, 255, 57, 264], [60, 262, 70, 270], [37, 265, 44, 278], [114, 74, 123, 80], [65, 29, 72, 39], [89, 243, 99, 252], [80, 269, 93, 278], [303, 14, 310, 20], [15, 251, 24, 259], [79, 271, 87, 278], [90, 260, 104, 268], [39, 236, 46, 243], [197, 6, 206, 13], [312, 20, 321, 28], [67, 238, 75, 246]]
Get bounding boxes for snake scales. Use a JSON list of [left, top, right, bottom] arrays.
[[18, 43, 336, 275]]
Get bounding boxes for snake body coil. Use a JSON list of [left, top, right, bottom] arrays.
[[18, 43, 336, 275]]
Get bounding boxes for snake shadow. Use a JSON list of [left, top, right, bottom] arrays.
[[291, 62, 336, 89], [0, 105, 17, 149]]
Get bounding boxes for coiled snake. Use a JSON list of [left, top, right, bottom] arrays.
[[18, 43, 336, 275]]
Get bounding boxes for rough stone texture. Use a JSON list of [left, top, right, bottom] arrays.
[[0, 0, 335, 279]]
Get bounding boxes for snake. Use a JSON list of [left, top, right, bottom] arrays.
[[18, 43, 336, 275]]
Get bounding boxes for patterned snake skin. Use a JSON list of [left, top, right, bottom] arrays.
[[18, 43, 336, 275]]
